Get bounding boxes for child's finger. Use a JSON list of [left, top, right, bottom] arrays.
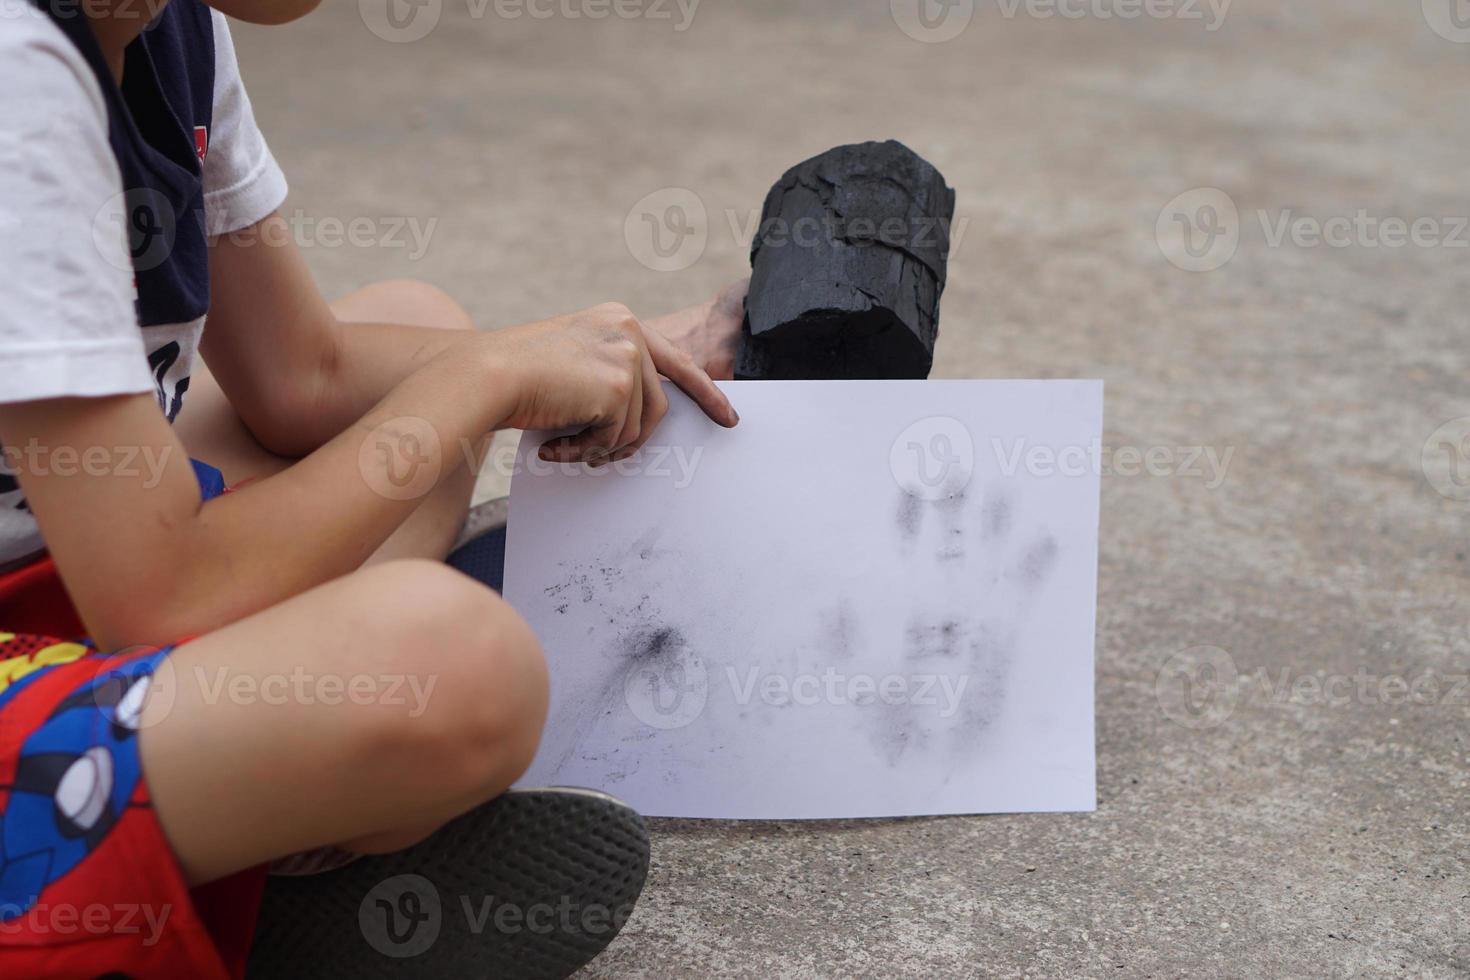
[[537, 407, 628, 464], [643, 329, 739, 428], [611, 348, 671, 462], [596, 363, 644, 467], [538, 433, 596, 463]]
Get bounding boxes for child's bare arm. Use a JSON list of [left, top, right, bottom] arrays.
[[202, 213, 481, 457], [1, 304, 736, 650], [202, 213, 743, 457]]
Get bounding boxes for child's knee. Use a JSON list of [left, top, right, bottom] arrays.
[[352, 560, 548, 793], [356, 279, 474, 333], [399, 279, 474, 333]]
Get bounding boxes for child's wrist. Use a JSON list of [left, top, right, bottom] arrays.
[[466, 331, 523, 429]]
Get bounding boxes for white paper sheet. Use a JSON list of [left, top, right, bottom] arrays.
[[505, 380, 1101, 819]]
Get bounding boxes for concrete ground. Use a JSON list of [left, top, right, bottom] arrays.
[[234, 2, 1468, 975]]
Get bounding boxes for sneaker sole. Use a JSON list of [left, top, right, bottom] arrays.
[[246, 787, 650, 979]]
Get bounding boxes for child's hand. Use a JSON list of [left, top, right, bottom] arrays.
[[485, 302, 739, 465], [647, 277, 749, 381]]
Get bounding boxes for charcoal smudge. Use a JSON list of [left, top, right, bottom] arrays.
[[620, 624, 685, 666], [819, 601, 858, 661], [981, 491, 1013, 543], [895, 490, 923, 546], [904, 617, 963, 661], [1009, 535, 1059, 587], [934, 479, 967, 563]]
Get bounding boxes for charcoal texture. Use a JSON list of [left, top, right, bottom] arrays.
[[736, 140, 956, 380]]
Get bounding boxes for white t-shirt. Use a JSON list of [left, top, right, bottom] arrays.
[[0, 8, 287, 565]]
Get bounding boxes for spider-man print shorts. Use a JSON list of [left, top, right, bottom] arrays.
[[0, 462, 265, 978]]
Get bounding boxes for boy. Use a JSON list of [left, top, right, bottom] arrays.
[[0, 0, 744, 975]]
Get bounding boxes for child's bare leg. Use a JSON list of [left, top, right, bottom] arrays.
[[137, 559, 547, 886], [175, 278, 483, 564], [330, 279, 486, 563]]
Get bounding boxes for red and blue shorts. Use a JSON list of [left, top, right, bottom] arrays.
[[0, 463, 263, 978]]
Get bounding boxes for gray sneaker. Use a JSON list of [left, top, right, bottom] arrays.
[[247, 787, 651, 980]]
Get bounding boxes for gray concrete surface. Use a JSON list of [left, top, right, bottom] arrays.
[[234, 2, 1468, 975]]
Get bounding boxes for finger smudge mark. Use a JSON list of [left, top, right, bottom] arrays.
[[948, 620, 1016, 756], [904, 616, 963, 661], [819, 601, 858, 661], [895, 490, 923, 551], [628, 523, 668, 562], [866, 696, 930, 769], [934, 478, 967, 563], [1008, 534, 1059, 587], [980, 490, 1013, 543]]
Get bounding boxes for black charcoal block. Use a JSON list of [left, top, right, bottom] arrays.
[[736, 140, 956, 380]]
